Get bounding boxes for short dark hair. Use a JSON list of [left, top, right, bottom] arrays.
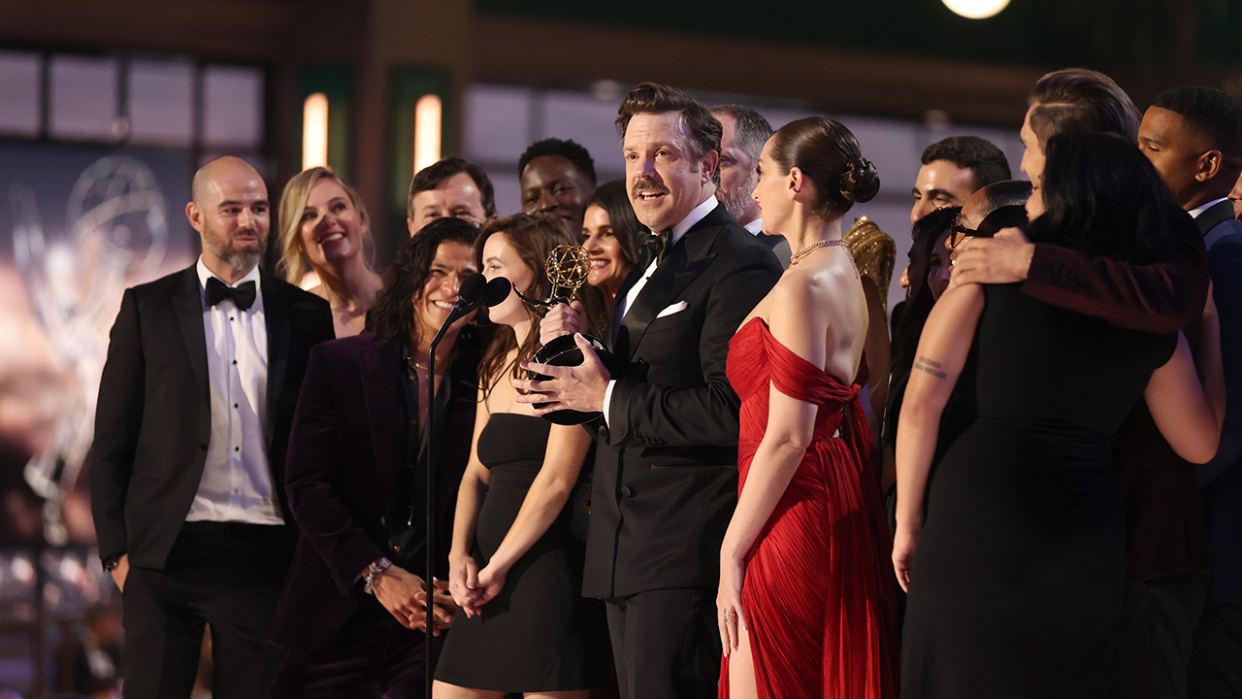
[[979, 179, 1033, 213], [518, 138, 597, 185], [1028, 132, 1170, 265], [1027, 68, 1141, 148], [408, 157, 497, 220], [370, 217, 480, 347], [921, 136, 1011, 190], [1151, 86, 1242, 175], [617, 82, 722, 185], [710, 104, 774, 163]]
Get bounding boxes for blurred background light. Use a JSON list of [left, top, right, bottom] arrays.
[[302, 92, 329, 170], [413, 93, 442, 174], [942, 0, 1010, 19]]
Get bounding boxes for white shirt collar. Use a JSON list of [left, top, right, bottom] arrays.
[[196, 257, 262, 296], [743, 217, 764, 235], [1189, 197, 1231, 219], [648, 195, 719, 248]]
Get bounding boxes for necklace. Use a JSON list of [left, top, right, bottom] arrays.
[[790, 238, 860, 279], [790, 238, 845, 265]]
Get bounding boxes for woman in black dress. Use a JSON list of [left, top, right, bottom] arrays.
[[433, 214, 610, 698], [893, 133, 1226, 698]]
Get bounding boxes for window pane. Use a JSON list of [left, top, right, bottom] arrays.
[[0, 52, 41, 137], [202, 65, 264, 149], [128, 60, 194, 146], [49, 55, 118, 141], [463, 84, 532, 165]]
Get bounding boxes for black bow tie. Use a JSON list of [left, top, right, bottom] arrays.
[[206, 277, 257, 310], [645, 229, 673, 266]]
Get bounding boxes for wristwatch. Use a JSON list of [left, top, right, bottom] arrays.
[[363, 556, 393, 595], [102, 554, 123, 572]]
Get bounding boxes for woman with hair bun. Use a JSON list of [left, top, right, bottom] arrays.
[[716, 116, 898, 698]]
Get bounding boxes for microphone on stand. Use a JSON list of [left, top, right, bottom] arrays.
[[422, 272, 508, 696]]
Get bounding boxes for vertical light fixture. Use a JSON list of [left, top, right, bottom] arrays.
[[302, 92, 329, 170], [413, 94, 442, 173]]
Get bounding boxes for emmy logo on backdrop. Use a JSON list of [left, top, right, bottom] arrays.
[[514, 244, 622, 425], [11, 155, 169, 546]]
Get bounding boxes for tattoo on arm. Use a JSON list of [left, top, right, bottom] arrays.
[[914, 356, 948, 380]]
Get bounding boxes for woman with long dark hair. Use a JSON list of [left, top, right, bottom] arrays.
[[716, 116, 898, 698], [580, 179, 641, 318], [894, 132, 1226, 698], [267, 218, 486, 698], [433, 214, 610, 698]]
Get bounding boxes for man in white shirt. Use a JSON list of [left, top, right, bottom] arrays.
[[91, 156, 334, 699], [520, 83, 782, 699]]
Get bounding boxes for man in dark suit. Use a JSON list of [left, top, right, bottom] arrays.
[[710, 104, 790, 267], [1139, 86, 1242, 699], [90, 156, 334, 699], [520, 83, 782, 699]]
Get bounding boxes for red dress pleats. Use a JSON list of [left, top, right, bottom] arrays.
[[720, 318, 899, 699]]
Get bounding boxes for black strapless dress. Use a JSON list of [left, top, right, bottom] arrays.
[[434, 413, 609, 692]]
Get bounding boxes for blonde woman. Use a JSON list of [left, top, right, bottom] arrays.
[[277, 167, 383, 337]]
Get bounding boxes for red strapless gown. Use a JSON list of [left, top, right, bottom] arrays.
[[720, 318, 898, 699]]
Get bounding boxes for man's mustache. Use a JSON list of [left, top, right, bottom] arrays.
[[631, 179, 669, 197]]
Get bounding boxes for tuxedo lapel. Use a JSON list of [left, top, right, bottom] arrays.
[[620, 221, 722, 360], [172, 267, 210, 409], [605, 240, 655, 348], [262, 271, 291, 450], [1197, 200, 1235, 237]]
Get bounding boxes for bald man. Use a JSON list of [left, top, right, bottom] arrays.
[[90, 156, 334, 699]]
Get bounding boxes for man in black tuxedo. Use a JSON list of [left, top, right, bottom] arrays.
[[1139, 86, 1242, 699], [710, 104, 790, 267], [519, 82, 782, 699], [90, 156, 334, 699]]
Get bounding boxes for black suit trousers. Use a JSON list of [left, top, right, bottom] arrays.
[[605, 588, 721, 699], [122, 523, 291, 699]]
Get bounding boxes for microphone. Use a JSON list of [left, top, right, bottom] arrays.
[[482, 277, 511, 308], [454, 273, 487, 314]]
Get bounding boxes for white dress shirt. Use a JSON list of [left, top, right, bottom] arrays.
[[744, 217, 764, 235], [1189, 197, 1230, 219], [186, 258, 283, 525], [602, 195, 719, 426]]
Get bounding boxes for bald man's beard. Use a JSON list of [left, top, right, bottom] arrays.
[[205, 228, 265, 273]]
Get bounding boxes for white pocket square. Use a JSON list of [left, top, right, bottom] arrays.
[[656, 301, 689, 318]]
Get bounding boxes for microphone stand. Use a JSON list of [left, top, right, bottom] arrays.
[[423, 300, 465, 699], [416, 274, 503, 697]]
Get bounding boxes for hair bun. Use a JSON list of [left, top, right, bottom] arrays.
[[841, 157, 880, 204]]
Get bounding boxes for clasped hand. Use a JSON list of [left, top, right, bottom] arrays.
[[372, 567, 455, 634], [449, 553, 506, 619]]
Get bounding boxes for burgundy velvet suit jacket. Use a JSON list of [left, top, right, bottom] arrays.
[[1024, 202, 1211, 582], [267, 330, 481, 653]]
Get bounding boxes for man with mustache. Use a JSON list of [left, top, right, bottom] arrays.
[[516, 82, 782, 699], [91, 156, 334, 699]]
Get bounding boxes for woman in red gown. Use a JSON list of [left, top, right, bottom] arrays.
[[717, 116, 899, 699]]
